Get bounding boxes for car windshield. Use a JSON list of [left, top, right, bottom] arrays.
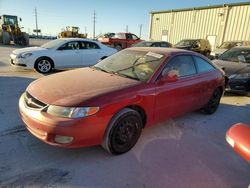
[[133, 42, 154, 47], [41, 39, 66, 49], [3, 15, 18, 25], [175, 40, 196, 47], [112, 33, 126, 39], [93, 50, 165, 82], [219, 48, 250, 63]]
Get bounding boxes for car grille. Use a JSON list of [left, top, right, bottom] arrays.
[[24, 92, 47, 109]]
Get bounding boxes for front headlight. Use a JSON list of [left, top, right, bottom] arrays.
[[229, 74, 237, 79], [17, 53, 33, 59], [47, 105, 100, 118]]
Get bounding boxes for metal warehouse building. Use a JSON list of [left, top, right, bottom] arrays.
[[149, 2, 250, 50]]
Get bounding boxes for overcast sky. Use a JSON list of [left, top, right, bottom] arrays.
[[0, 0, 247, 39]]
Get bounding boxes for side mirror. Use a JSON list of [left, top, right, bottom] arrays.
[[58, 47, 64, 51], [238, 55, 246, 63], [19, 18, 22, 22]]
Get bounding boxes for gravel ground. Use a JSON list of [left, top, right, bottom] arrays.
[[0, 41, 250, 188]]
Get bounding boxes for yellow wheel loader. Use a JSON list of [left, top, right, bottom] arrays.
[[0, 15, 29, 46], [58, 26, 87, 39]]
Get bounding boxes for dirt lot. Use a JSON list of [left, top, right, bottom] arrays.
[[0, 41, 250, 188]]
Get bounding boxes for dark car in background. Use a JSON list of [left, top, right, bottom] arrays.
[[174, 39, 211, 57], [211, 41, 250, 58], [133, 41, 172, 48], [213, 47, 250, 96]]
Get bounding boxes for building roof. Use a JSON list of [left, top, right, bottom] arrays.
[[150, 2, 250, 14]]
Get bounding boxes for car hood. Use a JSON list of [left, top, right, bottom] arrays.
[[27, 68, 140, 106], [212, 59, 250, 76], [13, 46, 47, 55]]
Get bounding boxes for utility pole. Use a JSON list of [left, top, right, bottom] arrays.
[[139, 24, 142, 38], [126, 25, 128, 32], [93, 10, 96, 39], [85, 26, 87, 34], [34, 8, 38, 37]]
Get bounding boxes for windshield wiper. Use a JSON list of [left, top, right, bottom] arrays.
[[118, 73, 140, 81], [92, 66, 113, 74]]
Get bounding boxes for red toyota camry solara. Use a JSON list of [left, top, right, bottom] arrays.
[[19, 47, 225, 155]]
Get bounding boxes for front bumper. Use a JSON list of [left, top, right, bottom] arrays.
[[228, 78, 250, 94], [19, 93, 109, 148], [9, 54, 34, 70]]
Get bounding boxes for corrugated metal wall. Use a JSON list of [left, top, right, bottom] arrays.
[[150, 3, 250, 47]]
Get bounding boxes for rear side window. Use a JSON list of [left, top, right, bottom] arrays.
[[161, 42, 171, 47], [194, 56, 215, 73], [80, 41, 100, 49], [163, 55, 197, 77]]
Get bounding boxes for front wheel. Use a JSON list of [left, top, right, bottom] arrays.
[[204, 51, 210, 57], [115, 45, 122, 51], [202, 88, 223, 114], [35, 58, 53, 73], [102, 108, 142, 155]]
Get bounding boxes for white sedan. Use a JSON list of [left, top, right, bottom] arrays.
[[10, 38, 117, 73]]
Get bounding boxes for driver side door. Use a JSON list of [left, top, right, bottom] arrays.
[[53, 41, 82, 68], [154, 55, 201, 123]]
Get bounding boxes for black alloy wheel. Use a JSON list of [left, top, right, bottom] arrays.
[[202, 88, 223, 114], [102, 108, 142, 155]]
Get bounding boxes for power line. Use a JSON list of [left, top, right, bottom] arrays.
[[34, 7, 38, 36], [139, 24, 142, 38], [93, 10, 96, 39]]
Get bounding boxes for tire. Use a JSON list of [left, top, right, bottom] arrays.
[[23, 33, 29, 46], [202, 88, 223, 114], [35, 57, 53, 73], [115, 45, 122, 51], [206, 51, 210, 57], [1, 31, 10, 45], [102, 108, 142, 155]]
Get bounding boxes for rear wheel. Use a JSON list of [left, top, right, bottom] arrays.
[[22, 33, 29, 46], [115, 45, 122, 51], [102, 108, 142, 155], [204, 50, 210, 57], [202, 88, 223, 114], [35, 58, 53, 73]]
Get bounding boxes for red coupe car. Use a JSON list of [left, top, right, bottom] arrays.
[[19, 47, 225, 155], [226, 123, 250, 162]]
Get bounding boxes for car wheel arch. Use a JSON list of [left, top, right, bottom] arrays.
[[126, 105, 147, 128], [101, 107, 143, 154], [225, 76, 229, 87], [100, 56, 108, 60]]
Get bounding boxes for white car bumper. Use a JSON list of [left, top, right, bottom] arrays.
[[9, 53, 35, 70]]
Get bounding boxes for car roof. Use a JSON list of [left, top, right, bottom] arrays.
[[223, 40, 250, 42], [127, 47, 196, 56], [57, 38, 98, 42], [141, 41, 170, 43], [231, 46, 250, 50]]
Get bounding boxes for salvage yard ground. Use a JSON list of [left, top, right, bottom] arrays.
[[0, 41, 250, 188]]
